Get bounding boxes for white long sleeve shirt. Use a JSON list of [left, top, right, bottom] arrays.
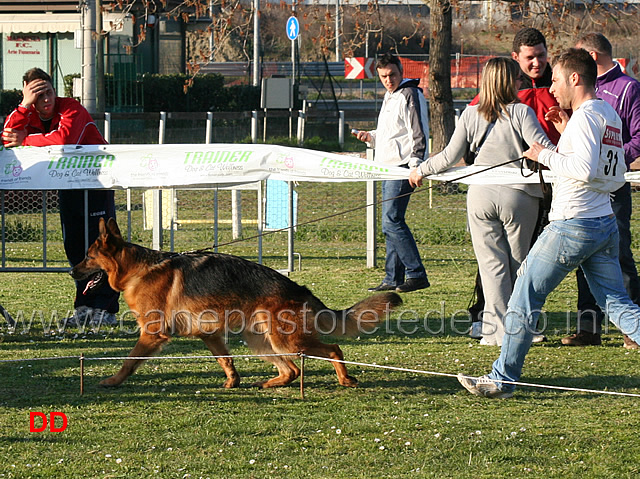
[[368, 79, 429, 168], [538, 98, 626, 220]]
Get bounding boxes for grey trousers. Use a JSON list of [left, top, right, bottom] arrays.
[[467, 185, 540, 345]]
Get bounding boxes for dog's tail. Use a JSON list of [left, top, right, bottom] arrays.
[[316, 292, 403, 337]]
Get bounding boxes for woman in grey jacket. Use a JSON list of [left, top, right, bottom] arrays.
[[409, 57, 554, 346]]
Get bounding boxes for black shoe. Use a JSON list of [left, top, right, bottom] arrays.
[[395, 278, 430, 293], [368, 283, 397, 292], [561, 331, 601, 346]]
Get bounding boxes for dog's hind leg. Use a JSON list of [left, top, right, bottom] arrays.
[[242, 329, 300, 389], [200, 335, 241, 388], [252, 355, 301, 389], [100, 332, 170, 387], [301, 341, 358, 387]]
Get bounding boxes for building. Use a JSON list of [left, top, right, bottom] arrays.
[[0, 0, 184, 98]]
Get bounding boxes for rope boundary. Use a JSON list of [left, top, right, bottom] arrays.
[[3, 351, 640, 398]]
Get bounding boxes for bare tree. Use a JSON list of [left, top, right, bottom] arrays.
[[428, 0, 455, 152]]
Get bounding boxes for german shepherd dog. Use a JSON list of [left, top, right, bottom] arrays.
[[70, 218, 402, 389]]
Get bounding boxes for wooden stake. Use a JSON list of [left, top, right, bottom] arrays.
[[80, 353, 84, 396], [300, 353, 305, 400]]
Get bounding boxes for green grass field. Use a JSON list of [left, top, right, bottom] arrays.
[[2, 186, 640, 478]]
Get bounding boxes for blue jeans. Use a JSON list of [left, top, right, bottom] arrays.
[[488, 215, 640, 392], [381, 179, 427, 285]]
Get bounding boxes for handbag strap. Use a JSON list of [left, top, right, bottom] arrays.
[[473, 122, 494, 154]]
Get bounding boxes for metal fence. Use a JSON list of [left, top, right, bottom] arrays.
[[0, 109, 474, 275]]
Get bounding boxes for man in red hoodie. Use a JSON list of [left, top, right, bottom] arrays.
[[2, 68, 119, 327]]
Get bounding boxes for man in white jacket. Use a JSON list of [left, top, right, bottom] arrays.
[[355, 53, 430, 293], [458, 48, 640, 398]]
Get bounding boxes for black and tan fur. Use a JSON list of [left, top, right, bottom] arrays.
[[70, 218, 402, 389]]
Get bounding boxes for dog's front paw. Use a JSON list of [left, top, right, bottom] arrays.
[[339, 375, 358, 387], [99, 376, 123, 387], [223, 375, 240, 388]]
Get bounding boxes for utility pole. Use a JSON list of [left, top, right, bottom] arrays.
[[81, 0, 96, 113], [335, 0, 341, 61], [95, 0, 105, 114]]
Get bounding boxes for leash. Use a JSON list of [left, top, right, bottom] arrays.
[[180, 156, 530, 254]]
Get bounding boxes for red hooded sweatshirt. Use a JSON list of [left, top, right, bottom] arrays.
[[3, 96, 106, 146]]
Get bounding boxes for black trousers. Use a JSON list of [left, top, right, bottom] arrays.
[[58, 189, 120, 313], [576, 182, 640, 333]]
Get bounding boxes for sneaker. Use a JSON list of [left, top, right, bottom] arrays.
[[561, 331, 601, 346], [479, 337, 499, 346], [469, 321, 483, 339], [532, 334, 547, 343], [65, 307, 117, 328], [457, 373, 513, 399], [395, 277, 430, 293], [368, 283, 397, 292], [623, 335, 639, 350]]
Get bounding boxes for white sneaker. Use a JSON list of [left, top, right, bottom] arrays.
[[469, 321, 482, 339], [479, 337, 499, 346], [532, 334, 547, 343], [457, 374, 513, 399]]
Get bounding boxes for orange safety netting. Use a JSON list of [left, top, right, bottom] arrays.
[[400, 55, 494, 93]]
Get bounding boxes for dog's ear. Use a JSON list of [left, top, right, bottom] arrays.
[[106, 218, 123, 240], [98, 217, 108, 237]]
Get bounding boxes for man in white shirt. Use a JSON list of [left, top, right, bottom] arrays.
[[458, 48, 640, 398], [355, 53, 430, 293]]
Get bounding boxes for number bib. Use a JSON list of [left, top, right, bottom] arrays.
[[598, 123, 626, 192]]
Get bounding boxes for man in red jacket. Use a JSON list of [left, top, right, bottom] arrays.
[[2, 68, 119, 328], [511, 27, 561, 144]]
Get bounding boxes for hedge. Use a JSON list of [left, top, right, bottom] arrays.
[[140, 74, 259, 112], [0, 89, 22, 116], [1, 73, 260, 115]]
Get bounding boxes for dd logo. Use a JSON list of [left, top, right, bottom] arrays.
[[29, 412, 68, 432]]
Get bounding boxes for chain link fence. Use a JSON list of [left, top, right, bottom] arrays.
[[0, 183, 471, 273]]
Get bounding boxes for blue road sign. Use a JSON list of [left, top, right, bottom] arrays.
[[286, 16, 299, 41]]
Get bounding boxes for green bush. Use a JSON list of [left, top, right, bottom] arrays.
[[63, 73, 79, 98], [141, 73, 260, 112], [0, 89, 22, 116]]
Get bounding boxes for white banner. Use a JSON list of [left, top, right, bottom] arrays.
[[425, 165, 557, 185], [1, 143, 634, 189], [0, 143, 412, 190]]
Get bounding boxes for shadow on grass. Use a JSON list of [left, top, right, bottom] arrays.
[[1, 435, 61, 444]]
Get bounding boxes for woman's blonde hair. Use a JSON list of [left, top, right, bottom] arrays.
[[477, 57, 520, 123]]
